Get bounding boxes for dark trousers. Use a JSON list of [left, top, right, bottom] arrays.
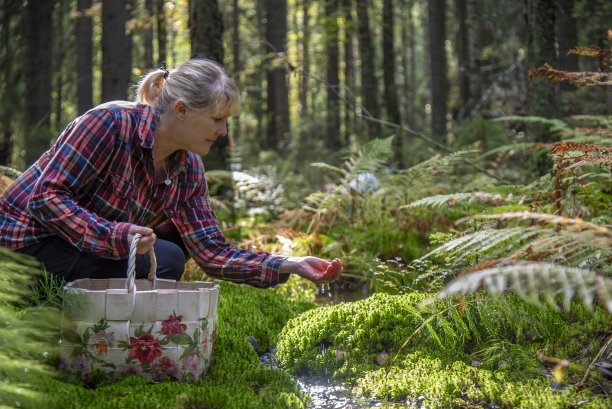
[[16, 225, 188, 283]]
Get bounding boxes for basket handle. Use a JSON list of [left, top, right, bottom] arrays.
[[126, 233, 157, 293]]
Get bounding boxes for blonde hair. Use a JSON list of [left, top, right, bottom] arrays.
[[135, 59, 240, 117]]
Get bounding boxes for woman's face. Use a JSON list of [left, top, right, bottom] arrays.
[[175, 105, 229, 156]]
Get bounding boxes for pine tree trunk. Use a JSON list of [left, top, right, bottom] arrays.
[[0, 0, 21, 165], [231, 0, 241, 143], [76, 0, 93, 115], [342, 0, 356, 138], [102, 0, 133, 102], [144, 0, 154, 69], [526, 0, 558, 141], [382, 0, 399, 124], [467, 0, 481, 108], [427, 0, 448, 141], [264, 0, 290, 151], [25, 0, 54, 165], [325, 0, 341, 149], [189, 0, 224, 62], [356, 0, 379, 137], [299, 0, 310, 118], [156, 0, 167, 67], [455, 0, 471, 119]]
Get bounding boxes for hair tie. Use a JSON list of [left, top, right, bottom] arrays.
[[164, 70, 170, 80]]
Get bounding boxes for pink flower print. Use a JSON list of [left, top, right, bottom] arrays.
[[182, 353, 201, 375], [161, 315, 187, 335], [71, 352, 92, 375], [152, 356, 178, 381], [128, 333, 162, 364], [118, 363, 140, 376], [89, 331, 115, 357]]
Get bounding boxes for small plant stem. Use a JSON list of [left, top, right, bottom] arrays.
[[385, 302, 459, 377], [578, 334, 612, 390]]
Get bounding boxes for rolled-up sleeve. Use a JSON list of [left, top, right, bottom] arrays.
[[27, 110, 132, 259], [174, 178, 289, 288]]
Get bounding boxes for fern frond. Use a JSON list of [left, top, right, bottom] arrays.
[[480, 142, 549, 158], [430, 262, 612, 313], [402, 192, 504, 209], [461, 212, 612, 240], [395, 150, 480, 184], [310, 162, 345, 175], [341, 135, 394, 182]]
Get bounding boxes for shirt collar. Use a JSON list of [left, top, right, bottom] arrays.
[[137, 104, 157, 150]]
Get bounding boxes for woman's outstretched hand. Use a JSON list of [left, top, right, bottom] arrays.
[[280, 256, 342, 285]]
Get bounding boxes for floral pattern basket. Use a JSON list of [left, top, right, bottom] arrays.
[[60, 234, 219, 383]]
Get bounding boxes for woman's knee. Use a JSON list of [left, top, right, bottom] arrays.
[[138, 239, 186, 281]]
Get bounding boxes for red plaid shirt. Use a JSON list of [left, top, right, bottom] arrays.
[[0, 102, 288, 288]]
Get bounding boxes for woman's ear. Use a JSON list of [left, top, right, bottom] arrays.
[[173, 100, 188, 120]]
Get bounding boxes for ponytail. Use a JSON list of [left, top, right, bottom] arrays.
[[135, 69, 168, 106]]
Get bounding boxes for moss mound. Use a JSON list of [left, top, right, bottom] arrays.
[[276, 292, 612, 408], [35, 281, 316, 409]]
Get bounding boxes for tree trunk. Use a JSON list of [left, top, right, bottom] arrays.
[[188, 0, 229, 171], [25, 0, 54, 165], [427, 0, 448, 141], [102, 0, 133, 102], [156, 0, 167, 67], [76, 0, 93, 115], [189, 0, 224, 62], [356, 0, 379, 137], [341, 0, 356, 139], [231, 0, 241, 143], [299, 0, 311, 118], [144, 0, 154, 69], [264, 0, 290, 151], [525, 0, 558, 141], [455, 0, 472, 119], [0, 0, 22, 165], [325, 0, 341, 149], [467, 0, 481, 108], [382, 0, 400, 125]]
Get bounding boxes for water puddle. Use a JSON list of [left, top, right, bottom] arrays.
[[260, 352, 405, 409]]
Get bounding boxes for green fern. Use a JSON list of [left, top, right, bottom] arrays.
[[402, 192, 504, 209], [493, 115, 569, 133], [429, 262, 612, 313]]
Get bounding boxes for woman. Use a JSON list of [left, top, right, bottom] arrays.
[[0, 58, 341, 287]]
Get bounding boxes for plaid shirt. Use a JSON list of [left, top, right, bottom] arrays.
[[0, 102, 288, 288]]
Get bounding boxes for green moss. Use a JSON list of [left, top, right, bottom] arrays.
[[38, 282, 316, 409], [277, 292, 612, 408]]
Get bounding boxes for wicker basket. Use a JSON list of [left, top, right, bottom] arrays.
[[60, 234, 219, 382]]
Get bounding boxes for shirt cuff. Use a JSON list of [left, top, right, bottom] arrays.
[[260, 255, 290, 288], [111, 222, 132, 259]]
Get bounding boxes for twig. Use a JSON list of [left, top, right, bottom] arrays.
[[578, 334, 612, 391], [385, 302, 458, 377]]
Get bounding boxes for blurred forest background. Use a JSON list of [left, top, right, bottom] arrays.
[[2, 0, 610, 172]]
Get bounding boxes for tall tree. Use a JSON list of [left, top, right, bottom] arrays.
[[102, 0, 133, 102], [25, 0, 54, 165], [525, 0, 558, 141], [189, 0, 228, 171], [143, 0, 154, 69], [189, 0, 224, 62], [299, 0, 311, 118], [76, 0, 93, 115], [382, 0, 400, 124], [325, 0, 341, 149], [427, 0, 448, 141], [454, 0, 472, 119], [231, 0, 241, 143], [264, 0, 290, 151], [156, 0, 167, 67], [341, 0, 357, 138], [0, 0, 22, 165], [356, 0, 380, 137]]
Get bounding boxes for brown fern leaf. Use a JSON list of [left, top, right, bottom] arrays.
[[528, 63, 611, 86], [549, 141, 612, 175], [566, 46, 612, 68]]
